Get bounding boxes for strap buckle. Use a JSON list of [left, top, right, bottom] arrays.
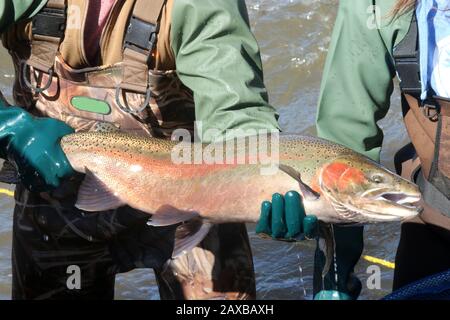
[[117, 15, 157, 114], [32, 7, 66, 38], [124, 16, 157, 61], [395, 57, 422, 98]]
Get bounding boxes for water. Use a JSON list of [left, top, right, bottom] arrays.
[[0, 0, 410, 300]]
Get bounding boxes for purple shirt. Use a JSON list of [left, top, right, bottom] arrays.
[[84, 0, 116, 64]]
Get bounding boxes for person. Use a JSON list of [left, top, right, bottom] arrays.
[[258, 0, 450, 300], [0, 0, 286, 300], [315, 0, 450, 299]]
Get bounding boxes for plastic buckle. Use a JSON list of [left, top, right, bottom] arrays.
[[124, 16, 157, 61], [32, 7, 66, 38], [395, 58, 422, 97]]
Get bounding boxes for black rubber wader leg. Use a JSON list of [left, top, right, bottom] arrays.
[[393, 218, 450, 290], [11, 185, 116, 300]]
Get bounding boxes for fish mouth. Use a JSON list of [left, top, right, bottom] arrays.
[[325, 188, 423, 223], [358, 188, 423, 219], [376, 192, 421, 209]]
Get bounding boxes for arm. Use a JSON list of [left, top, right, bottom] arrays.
[[0, 0, 47, 33], [314, 0, 412, 300], [170, 0, 279, 142], [316, 0, 410, 161], [170, 0, 317, 240]]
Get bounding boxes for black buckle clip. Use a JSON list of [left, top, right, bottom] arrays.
[[32, 7, 66, 38], [395, 58, 422, 98], [124, 16, 157, 60]]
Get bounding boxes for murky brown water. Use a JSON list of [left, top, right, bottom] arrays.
[[0, 0, 409, 300]]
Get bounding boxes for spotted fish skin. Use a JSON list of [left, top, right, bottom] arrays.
[[60, 132, 422, 225]]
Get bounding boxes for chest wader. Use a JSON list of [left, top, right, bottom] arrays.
[[392, 13, 450, 290], [4, 0, 255, 300]]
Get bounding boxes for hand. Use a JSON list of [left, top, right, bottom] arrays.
[[256, 191, 318, 241], [0, 103, 75, 192]]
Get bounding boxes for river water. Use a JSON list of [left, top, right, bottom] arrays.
[[0, 0, 409, 300]]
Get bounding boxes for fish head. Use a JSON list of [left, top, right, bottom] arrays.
[[318, 154, 422, 223]]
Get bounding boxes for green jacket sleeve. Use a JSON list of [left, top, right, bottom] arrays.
[[316, 0, 412, 161], [0, 0, 47, 34], [170, 0, 280, 143]]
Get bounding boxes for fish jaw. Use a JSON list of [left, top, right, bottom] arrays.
[[350, 187, 422, 222]]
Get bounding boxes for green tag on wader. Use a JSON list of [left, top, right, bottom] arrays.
[[70, 96, 111, 115]]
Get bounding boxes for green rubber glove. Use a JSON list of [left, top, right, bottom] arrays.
[[256, 191, 318, 241], [0, 103, 75, 192]]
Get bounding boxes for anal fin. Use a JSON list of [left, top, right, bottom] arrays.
[[148, 205, 200, 227], [172, 218, 212, 258]]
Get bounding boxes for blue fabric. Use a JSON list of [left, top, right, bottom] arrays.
[[416, 0, 450, 99], [383, 268, 450, 300]]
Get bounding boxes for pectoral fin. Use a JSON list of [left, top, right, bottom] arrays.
[[279, 164, 320, 201], [75, 169, 125, 212]]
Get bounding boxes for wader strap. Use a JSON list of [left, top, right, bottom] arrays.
[[403, 94, 437, 177], [394, 14, 450, 214], [27, 0, 66, 73], [120, 0, 167, 94], [417, 172, 450, 217], [393, 13, 422, 99]]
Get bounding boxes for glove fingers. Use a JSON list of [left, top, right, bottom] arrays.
[[284, 191, 304, 239], [271, 193, 287, 238], [303, 215, 318, 238], [256, 201, 272, 235]]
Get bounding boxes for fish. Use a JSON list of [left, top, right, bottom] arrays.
[[0, 130, 422, 273], [59, 131, 422, 226], [58, 131, 423, 275]]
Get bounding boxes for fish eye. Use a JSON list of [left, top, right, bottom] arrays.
[[370, 174, 384, 184]]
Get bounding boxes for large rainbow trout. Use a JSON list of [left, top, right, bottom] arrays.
[[0, 131, 422, 274], [60, 132, 422, 225]]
